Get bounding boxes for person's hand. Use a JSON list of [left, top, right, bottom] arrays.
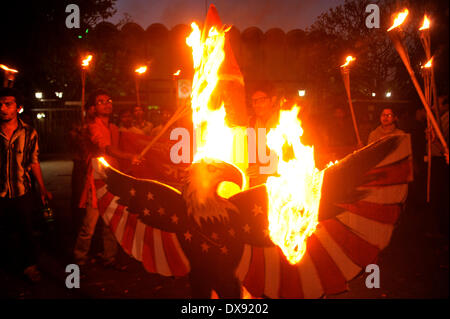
[[40, 188, 53, 206]]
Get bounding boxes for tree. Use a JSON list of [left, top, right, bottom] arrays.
[[0, 0, 117, 103]]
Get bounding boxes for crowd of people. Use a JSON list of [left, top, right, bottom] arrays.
[[0, 82, 448, 286]]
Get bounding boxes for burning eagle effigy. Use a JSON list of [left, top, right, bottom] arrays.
[[93, 5, 413, 298]]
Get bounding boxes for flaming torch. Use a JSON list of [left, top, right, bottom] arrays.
[[419, 15, 441, 130], [340, 55, 362, 147], [387, 9, 449, 158], [134, 66, 147, 107], [0, 64, 19, 88], [81, 54, 93, 122], [421, 58, 433, 202], [173, 69, 181, 107]]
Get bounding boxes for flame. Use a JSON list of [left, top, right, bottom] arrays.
[[422, 57, 433, 68], [388, 9, 409, 31], [82, 55, 93, 68], [135, 66, 147, 74], [173, 69, 181, 76], [326, 160, 339, 168], [265, 107, 324, 264], [341, 56, 356, 68], [186, 22, 248, 197], [97, 157, 110, 167], [419, 15, 430, 30], [186, 19, 324, 264], [0, 64, 18, 73]]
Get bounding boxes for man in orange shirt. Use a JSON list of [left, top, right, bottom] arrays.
[[74, 89, 140, 269]]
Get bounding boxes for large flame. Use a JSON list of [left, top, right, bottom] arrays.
[[388, 9, 409, 31], [186, 21, 323, 264], [186, 22, 248, 197], [266, 107, 324, 264]]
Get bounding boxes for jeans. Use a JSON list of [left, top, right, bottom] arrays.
[[73, 191, 117, 263]]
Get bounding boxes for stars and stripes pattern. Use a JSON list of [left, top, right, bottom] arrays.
[[234, 134, 413, 298], [92, 133, 412, 298], [92, 160, 191, 277]]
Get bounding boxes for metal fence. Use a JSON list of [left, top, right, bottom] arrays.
[[30, 107, 81, 155]]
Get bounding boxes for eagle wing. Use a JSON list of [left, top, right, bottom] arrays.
[[92, 159, 190, 277], [233, 134, 413, 298]]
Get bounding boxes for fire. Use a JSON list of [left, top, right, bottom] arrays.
[[186, 18, 324, 264], [135, 66, 147, 74], [341, 56, 356, 68], [422, 57, 433, 68], [98, 157, 110, 167], [173, 69, 181, 76], [388, 9, 409, 31], [82, 55, 93, 68], [186, 22, 248, 197], [419, 15, 430, 30], [265, 107, 324, 264], [0, 64, 18, 73]]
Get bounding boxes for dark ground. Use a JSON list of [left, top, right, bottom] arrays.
[[0, 156, 448, 299]]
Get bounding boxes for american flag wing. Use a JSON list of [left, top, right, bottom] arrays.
[[235, 134, 413, 298], [92, 159, 190, 277]]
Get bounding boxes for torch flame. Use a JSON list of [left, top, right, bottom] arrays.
[[419, 15, 430, 30], [135, 66, 147, 74], [173, 69, 181, 76], [422, 57, 433, 68], [82, 55, 93, 68], [388, 9, 409, 31], [341, 56, 356, 68], [97, 157, 110, 167], [0, 64, 18, 73]]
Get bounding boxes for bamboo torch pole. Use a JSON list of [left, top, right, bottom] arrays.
[[387, 10, 449, 158], [340, 56, 362, 147], [81, 54, 93, 123]]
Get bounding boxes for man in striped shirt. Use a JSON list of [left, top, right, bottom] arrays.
[[0, 88, 52, 283]]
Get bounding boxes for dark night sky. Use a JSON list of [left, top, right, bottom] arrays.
[[108, 0, 346, 31]]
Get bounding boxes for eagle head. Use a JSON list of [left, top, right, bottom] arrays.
[[182, 158, 244, 226]]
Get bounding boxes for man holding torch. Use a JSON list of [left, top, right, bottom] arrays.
[[74, 89, 141, 269]]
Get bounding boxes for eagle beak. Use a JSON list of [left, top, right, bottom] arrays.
[[216, 161, 244, 190]]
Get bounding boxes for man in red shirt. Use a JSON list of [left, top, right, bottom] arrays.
[[74, 89, 140, 268]]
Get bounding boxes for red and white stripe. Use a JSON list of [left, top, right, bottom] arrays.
[[236, 134, 413, 298], [93, 178, 190, 277]]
